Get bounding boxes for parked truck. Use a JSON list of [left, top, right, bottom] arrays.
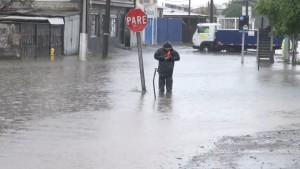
[[192, 23, 283, 52]]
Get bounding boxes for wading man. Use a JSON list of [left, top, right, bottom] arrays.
[[154, 41, 180, 92]]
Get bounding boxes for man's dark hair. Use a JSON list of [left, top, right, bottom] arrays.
[[163, 41, 172, 49]]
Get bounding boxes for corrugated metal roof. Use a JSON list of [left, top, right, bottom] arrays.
[[48, 18, 64, 25], [163, 7, 207, 17], [91, 0, 134, 8], [0, 16, 64, 25], [0, 10, 79, 17]]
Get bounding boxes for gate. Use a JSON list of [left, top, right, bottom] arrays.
[[51, 25, 63, 56], [145, 18, 153, 45], [36, 25, 50, 58], [21, 23, 63, 59], [21, 24, 36, 59], [157, 18, 182, 43]]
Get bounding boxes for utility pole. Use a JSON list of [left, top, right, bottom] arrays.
[[188, 0, 191, 15], [79, 0, 87, 61], [246, 0, 248, 16], [102, 0, 111, 58], [210, 0, 214, 23], [188, 0, 191, 30]]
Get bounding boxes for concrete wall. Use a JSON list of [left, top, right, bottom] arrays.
[[7, 0, 80, 10], [32, 2, 80, 11]]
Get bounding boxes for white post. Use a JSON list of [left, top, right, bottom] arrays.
[[234, 18, 237, 29], [241, 32, 245, 64], [284, 36, 290, 62], [79, 33, 87, 60]]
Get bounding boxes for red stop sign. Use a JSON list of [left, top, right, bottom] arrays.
[[126, 9, 148, 32]]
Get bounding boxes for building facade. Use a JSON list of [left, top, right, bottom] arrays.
[[0, 0, 164, 59], [0, 0, 81, 59], [87, 0, 134, 52], [132, 0, 159, 46]]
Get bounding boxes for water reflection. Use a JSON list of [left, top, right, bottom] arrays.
[[258, 59, 273, 68], [137, 92, 145, 112], [157, 91, 173, 113], [0, 57, 113, 135]]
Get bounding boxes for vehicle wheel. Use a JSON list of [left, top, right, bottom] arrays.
[[202, 45, 210, 52], [227, 47, 234, 53]]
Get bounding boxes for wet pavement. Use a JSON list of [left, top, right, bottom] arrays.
[[0, 45, 300, 169]]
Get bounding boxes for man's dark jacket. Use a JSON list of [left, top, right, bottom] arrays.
[[154, 47, 180, 77]]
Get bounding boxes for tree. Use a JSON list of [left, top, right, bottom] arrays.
[[255, 0, 300, 35], [222, 2, 242, 17], [0, 0, 34, 10], [222, 0, 258, 17], [255, 0, 300, 64], [0, 0, 14, 10]]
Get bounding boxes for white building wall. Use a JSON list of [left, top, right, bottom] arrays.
[[130, 1, 158, 46]]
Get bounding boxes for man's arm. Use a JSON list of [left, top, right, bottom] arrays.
[[170, 50, 180, 61], [154, 48, 165, 61]]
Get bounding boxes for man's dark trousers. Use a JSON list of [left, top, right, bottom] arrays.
[[159, 76, 173, 91]]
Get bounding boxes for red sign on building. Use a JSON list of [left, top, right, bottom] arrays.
[[126, 9, 148, 32]]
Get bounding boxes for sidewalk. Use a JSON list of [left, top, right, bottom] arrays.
[[183, 129, 300, 169]]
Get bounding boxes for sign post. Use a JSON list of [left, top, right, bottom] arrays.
[[126, 9, 148, 92], [239, 15, 249, 64]]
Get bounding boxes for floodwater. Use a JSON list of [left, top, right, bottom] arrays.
[[0, 46, 300, 169]]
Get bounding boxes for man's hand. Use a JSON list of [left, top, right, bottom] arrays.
[[165, 50, 171, 60]]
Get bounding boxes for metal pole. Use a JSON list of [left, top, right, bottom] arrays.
[[102, 0, 111, 58], [246, 0, 248, 16], [241, 32, 245, 64], [210, 0, 214, 23], [82, 0, 87, 33], [79, 0, 87, 61], [292, 35, 296, 65], [257, 29, 260, 70], [137, 32, 146, 92], [188, 0, 191, 16]]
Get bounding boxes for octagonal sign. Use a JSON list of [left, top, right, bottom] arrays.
[[126, 8, 148, 32]]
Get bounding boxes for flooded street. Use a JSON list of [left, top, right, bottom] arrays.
[[0, 45, 300, 169]]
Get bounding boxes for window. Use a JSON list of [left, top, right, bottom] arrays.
[[101, 15, 118, 37], [110, 18, 117, 36], [198, 26, 209, 33], [90, 14, 99, 37]]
